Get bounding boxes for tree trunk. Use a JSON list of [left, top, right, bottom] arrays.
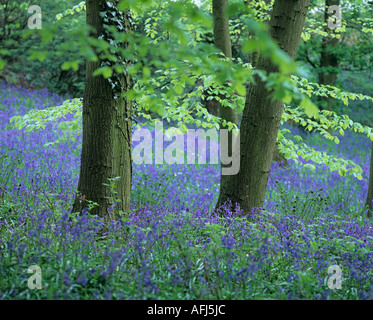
[[212, 0, 238, 126], [365, 141, 373, 217], [212, 0, 239, 208], [318, 0, 340, 110], [216, 0, 310, 215], [72, 0, 132, 223], [247, 0, 288, 167]]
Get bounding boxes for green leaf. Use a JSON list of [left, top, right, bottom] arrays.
[[234, 82, 246, 96], [93, 66, 112, 78], [28, 50, 48, 62], [0, 58, 6, 71], [174, 84, 184, 95], [143, 66, 151, 78], [282, 95, 292, 104], [61, 60, 79, 71], [300, 98, 319, 118], [102, 66, 113, 79]]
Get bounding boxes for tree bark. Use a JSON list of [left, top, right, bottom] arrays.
[[212, 0, 238, 126], [365, 141, 373, 217], [72, 0, 132, 223], [212, 0, 239, 209], [249, 0, 288, 168], [216, 0, 310, 215]]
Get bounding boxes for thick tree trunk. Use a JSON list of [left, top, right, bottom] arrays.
[[365, 141, 373, 217], [318, 0, 340, 110], [247, 0, 288, 168], [72, 0, 132, 222], [216, 0, 310, 215]]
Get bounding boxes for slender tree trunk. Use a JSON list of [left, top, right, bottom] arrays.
[[72, 0, 132, 223], [212, 0, 239, 208], [212, 0, 238, 126], [318, 0, 340, 110], [216, 0, 310, 214], [365, 141, 373, 217]]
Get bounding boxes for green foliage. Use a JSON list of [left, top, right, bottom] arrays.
[[1, 1, 86, 96], [56, 1, 86, 20], [277, 129, 364, 180], [6, 0, 373, 183], [292, 75, 373, 106], [10, 98, 82, 153], [298, 0, 373, 84]]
